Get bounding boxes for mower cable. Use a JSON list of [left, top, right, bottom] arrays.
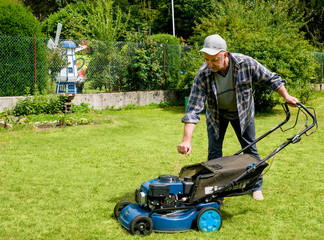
[[262, 154, 276, 176], [173, 154, 185, 175]]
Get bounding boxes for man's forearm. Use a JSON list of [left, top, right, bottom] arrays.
[[182, 123, 196, 142], [178, 123, 196, 155], [276, 85, 299, 104]]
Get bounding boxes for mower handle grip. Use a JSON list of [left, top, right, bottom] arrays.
[[293, 102, 317, 137]]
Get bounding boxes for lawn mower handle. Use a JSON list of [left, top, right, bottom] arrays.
[[234, 102, 291, 155], [209, 102, 317, 200], [294, 102, 317, 137], [234, 102, 317, 156]]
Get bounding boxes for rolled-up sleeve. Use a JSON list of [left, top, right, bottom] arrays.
[[181, 68, 207, 124], [252, 58, 287, 91]]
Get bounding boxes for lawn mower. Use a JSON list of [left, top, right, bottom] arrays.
[[114, 102, 317, 236]]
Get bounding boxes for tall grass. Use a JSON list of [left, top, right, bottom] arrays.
[[0, 96, 323, 239]]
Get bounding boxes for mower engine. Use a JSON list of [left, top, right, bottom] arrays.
[[135, 175, 194, 209]]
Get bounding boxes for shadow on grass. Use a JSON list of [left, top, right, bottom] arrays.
[[220, 208, 250, 221], [108, 192, 135, 218], [108, 192, 135, 204]]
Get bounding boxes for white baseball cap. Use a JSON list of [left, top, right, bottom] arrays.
[[199, 34, 227, 55]]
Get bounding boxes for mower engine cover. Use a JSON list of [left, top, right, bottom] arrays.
[[135, 175, 194, 208]]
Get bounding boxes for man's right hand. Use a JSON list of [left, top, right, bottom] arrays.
[[177, 141, 191, 156], [178, 123, 196, 156]]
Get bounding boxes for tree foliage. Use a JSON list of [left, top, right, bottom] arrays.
[[21, 0, 323, 46], [296, 0, 324, 50], [177, 43, 204, 92], [21, 0, 83, 21], [121, 0, 160, 33], [42, 0, 129, 41], [152, 0, 215, 41], [0, 0, 42, 37]]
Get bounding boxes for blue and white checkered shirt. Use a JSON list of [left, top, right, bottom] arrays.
[[182, 52, 286, 138]]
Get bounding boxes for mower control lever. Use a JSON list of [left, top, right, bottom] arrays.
[[288, 135, 301, 144]]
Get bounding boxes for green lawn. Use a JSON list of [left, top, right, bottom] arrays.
[[0, 96, 323, 240]]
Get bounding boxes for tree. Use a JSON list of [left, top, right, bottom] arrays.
[[191, 0, 316, 111], [41, 0, 129, 41], [21, 0, 83, 21], [152, 0, 215, 41], [0, 0, 42, 37], [296, 0, 324, 50], [122, 0, 160, 33]]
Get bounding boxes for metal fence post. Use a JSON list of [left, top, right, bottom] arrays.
[[163, 43, 166, 87], [320, 52, 323, 90], [33, 34, 37, 90]]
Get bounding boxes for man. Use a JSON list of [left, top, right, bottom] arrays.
[[177, 34, 298, 201]]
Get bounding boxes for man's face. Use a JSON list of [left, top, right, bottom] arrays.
[[203, 52, 228, 73]]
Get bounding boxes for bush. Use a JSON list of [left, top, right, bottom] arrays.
[[177, 43, 204, 92], [71, 103, 91, 113], [11, 93, 67, 116], [120, 36, 164, 91], [0, 1, 48, 96], [313, 52, 323, 84], [151, 34, 181, 89], [86, 41, 116, 91], [0, 0, 42, 37]]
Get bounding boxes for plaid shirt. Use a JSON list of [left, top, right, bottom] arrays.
[[182, 52, 286, 138]]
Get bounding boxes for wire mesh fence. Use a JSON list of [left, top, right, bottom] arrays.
[[0, 35, 197, 97], [0, 35, 323, 97], [313, 52, 324, 89], [0, 35, 47, 97]]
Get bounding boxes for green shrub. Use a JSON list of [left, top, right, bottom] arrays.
[[151, 34, 181, 89], [150, 34, 180, 45], [86, 41, 114, 91], [47, 46, 69, 87], [11, 93, 67, 116], [71, 103, 91, 113], [0, 1, 48, 97], [313, 52, 323, 84], [121, 38, 164, 91], [0, 0, 42, 37], [177, 43, 204, 92]]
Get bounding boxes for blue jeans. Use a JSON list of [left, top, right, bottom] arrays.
[[207, 116, 262, 191]]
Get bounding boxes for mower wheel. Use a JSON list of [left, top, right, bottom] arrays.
[[196, 207, 222, 233], [114, 200, 132, 218], [129, 215, 153, 236]]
